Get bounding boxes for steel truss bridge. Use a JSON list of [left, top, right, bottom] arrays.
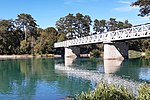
[[54, 23, 150, 48]]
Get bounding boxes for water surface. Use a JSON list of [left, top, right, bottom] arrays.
[[0, 58, 149, 100]]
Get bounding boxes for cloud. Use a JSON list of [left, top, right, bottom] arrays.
[[114, 0, 138, 12], [118, 0, 131, 5]]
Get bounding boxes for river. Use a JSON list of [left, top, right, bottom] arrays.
[[0, 57, 149, 100]]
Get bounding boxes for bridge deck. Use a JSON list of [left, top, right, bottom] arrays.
[[54, 23, 150, 48]]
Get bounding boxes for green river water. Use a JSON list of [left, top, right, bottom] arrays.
[[0, 58, 149, 100]]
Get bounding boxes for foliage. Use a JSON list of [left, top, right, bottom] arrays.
[[93, 18, 132, 34], [57, 33, 66, 42], [0, 13, 149, 55], [77, 82, 150, 100], [138, 83, 150, 100], [132, 0, 150, 17], [93, 19, 106, 34], [0, 19, 21, 54], [20, 40, 31, 54], [0, 13, 59, 55], [34, 27, 58, 54], [128, 50, 142, 58], [76, 83, 135, 100], [129, 39, 150, 52], [15, 13, 38, 41], [90, 49, 101, 57], [56, 13, 92, 40]]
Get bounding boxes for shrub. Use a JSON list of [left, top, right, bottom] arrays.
[[90, 49, 101, 57], [76, 83, 135, 100], [138, 83, 150, 100]]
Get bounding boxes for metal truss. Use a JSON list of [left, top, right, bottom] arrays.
[[54, 23, 150, 48]]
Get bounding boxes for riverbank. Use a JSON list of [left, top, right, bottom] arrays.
[[0, 50, 149, 60], [129, 50, 150, 59], [0, 54, 61, 60]]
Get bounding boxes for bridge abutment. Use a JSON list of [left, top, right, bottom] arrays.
[[65, 47, 80, 58], [104, 42, 128, 60]]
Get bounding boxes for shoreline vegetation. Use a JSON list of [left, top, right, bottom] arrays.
[[76, 82, 150, 100], [0, 50, 149, 60], [0, 54, 61, 59], [0, 13, 150, 59]]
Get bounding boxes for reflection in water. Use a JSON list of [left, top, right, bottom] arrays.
[[139, 68, 150, 81], [65, 57, 76, 66], [63, 58, 150, 83], [55, 58, 141, 95], [115, 58, 150, 82], [104, 60, 123, 74], [64, 57, 123, 74], [0, 58, 149, 99], [0, 58, 93, 100]]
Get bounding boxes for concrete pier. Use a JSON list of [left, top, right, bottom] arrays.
[[65, 47, 80, 58], [104, 42, 128, 60]]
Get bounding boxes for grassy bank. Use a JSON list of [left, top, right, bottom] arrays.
[[129, 50, 150, 59], [76, 83, 150, 100], [0, 54, 58, 60], [128, 50, 142, 59]]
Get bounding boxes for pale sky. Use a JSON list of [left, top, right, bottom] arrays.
[[0, 0, 149, 28]]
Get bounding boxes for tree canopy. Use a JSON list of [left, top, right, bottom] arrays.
[[132, 0, 150, 16], [56, 13, 92, 40], [93, 18, 132, 34], [0, 12, 149, 55]]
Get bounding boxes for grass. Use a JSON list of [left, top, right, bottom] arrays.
[[128, 50, 142, 58]]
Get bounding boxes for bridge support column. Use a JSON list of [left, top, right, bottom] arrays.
[[65, 47, 80, 58], [104, 42, 128, 60]]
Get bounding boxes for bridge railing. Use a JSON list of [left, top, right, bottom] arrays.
[[110, 23, 150, 41], [54, 23, 150, 48]]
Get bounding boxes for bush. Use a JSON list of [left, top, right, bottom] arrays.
[[90, 49, 101, 57], [76, 83, 135, 100], [20, 40, 31, 54], [138, 83, 150, 100]]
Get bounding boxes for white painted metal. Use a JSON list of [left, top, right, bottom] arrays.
[[54, 23, 150, 48]]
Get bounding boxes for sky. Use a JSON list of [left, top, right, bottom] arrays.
[[0, 0, 149, 29]]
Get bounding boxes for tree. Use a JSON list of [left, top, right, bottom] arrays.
[[56, 13, 92, 40], [0, 19, 21, 54], [107, 18, 118, 31], [131, 1, 150, 52], [75, 13, 92, 37], [93, 18, 132, 34], [15, 13, 39, 54], [15, 13, 38, 41], [132, 0, 150, 17], [56, 13, 76, 39], [93, 19, 107, 34], [34, 27, 58, 54]]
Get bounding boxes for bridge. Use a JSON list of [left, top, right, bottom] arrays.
[[54, 23, 150, 60]]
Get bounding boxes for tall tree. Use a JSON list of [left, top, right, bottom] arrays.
[[93, 19, 107, 34], [34, 27, 58, 54], [56, 13, 76, 39], [132, 0, 150, 16], [93, 18, 132, 34], [0, 19, 21, 54], [75, 13, 92, 37], [15, 13, 38, 54], [107, 18, 118, 31], [56, 13, 92, 40], [15, 13, 38, 41]]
